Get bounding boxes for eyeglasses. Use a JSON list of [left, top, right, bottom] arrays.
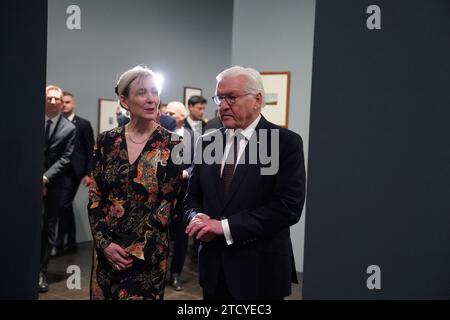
[[212, 93, 255, 106], [46, 97, 62, 102]]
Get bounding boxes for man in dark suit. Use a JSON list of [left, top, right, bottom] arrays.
[[184, 95, 207, 135], [184, 95, 208, 262], [164, 101, 195, 291], [53, 91, 94, 255], [184, 66, 306, 300], [41, 85, 76, 292], [204, 110, 223, 132]]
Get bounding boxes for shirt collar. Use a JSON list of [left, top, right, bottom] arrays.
[[187, 116, 201, 128], [226, 114, 261, 141], [67, 113, 75, 122], [175, 126, 185, 137], [45, 113, 61, 123]]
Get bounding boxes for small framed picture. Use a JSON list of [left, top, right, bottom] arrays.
[[260, 71, 291, 128], [98, 98, 123, 134], [184, 87, 202, 106]]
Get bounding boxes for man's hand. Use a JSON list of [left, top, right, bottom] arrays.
[[186, 213, 224, 242], [103, 242, 133, 271], [82, 175, 91, 187], [195, 219, 224, 242], [186, 213, 210, 237], [182, 170, 189, 180]]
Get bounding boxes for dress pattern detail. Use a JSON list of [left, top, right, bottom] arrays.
[[88, 125, 182, 300]]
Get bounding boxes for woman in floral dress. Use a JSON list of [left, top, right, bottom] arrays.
[[88, 66, 182, 300]]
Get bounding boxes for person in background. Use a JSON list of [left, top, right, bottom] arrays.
[[184, 66, 306, 300], [158, 102, 176, 131], [41, 85, 76, 292], [184, 95, 208, 262], [116, 106, 130, 127], [185, 95, 207, 136], [52, 91, 95, 256], [204, 109, 223, 131], [164, 101, 194, 291], [88, 66, 182, 300], [160, 113, 176, 132]]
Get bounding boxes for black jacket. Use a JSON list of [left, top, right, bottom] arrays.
[[44, 114, 76, 184], [184, 116, 306, 299], [70, 115, 95, 178]]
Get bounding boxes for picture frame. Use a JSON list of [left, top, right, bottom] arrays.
[[260, 71, 291, 128], [184, 86, 202, 106], [98, 98, 123, 134]]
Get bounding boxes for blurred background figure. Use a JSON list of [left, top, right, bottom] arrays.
[[116, 105, 130, 126], [41, 85, 76, 293], [204, 109, 223, 131], [165, 101, 194, 291], [184, 95, 208, 263], [185, 95, 207, 136], [52, 91, 95, 256], [159, 103, 176, 131]]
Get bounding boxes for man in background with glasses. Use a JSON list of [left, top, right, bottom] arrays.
[[184, 66, 306, 300], [41, 85, 76, 293]]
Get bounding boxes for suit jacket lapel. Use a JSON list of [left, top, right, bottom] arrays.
[[222, 141, 251, 209], [214, 128, 227, 205], [47, 114, 62, 147], [221, 117, 268, 209]]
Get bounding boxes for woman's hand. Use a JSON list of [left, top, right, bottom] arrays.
[[103, 242, 133, 271]]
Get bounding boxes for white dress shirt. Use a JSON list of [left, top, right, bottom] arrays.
[[186, 116, 202, 135], [220, 114, 261, 245], [175, 126, 185, 137], [67, 113, 75, 122], [45, 113, 61, 139]]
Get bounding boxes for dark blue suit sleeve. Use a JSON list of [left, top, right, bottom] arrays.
[[183, 138, 204, 223]]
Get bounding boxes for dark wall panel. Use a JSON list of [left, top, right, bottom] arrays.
[[0, 0, 47, 299], [304, 0, 450, 299]]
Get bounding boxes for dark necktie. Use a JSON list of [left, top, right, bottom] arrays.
[[44, 119, 52, 146], [221, 135, 238, 194]]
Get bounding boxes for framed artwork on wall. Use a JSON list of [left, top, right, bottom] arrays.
[[184, 86, 202, 106], [260, 71, 291, 128], [98, 98, 122, 134]]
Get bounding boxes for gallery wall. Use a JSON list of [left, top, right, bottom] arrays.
[[46, 0, 234, 242], [231, 0, 316, 272]]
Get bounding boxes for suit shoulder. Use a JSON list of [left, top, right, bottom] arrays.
[[75, 116, 92, 127], [61, 116, 76, 131], [279, 127, 303, 145], [262, 118, 302, 145]]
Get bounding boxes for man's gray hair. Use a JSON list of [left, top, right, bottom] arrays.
[[216, 66, 266, 107]]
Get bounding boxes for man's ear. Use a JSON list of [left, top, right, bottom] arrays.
[[254, 93, 263, 110]]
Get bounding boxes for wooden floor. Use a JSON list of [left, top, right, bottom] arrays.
[[39, 241, 302, 300]]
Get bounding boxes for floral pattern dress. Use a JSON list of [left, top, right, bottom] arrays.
[[88, 125, 182, 300]]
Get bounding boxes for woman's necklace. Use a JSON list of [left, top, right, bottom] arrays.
[[125, 127, 151, 144]]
